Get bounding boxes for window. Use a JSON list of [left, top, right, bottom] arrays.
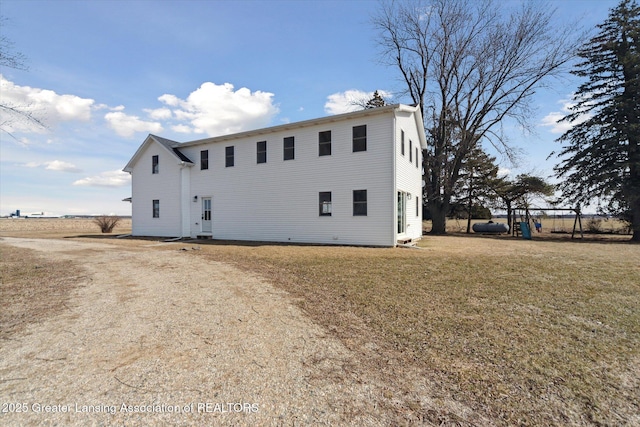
[[401, 130, 405, 156], [319, 130, 331, 156], [225, 146, 234, 167], [152, 155, 159, 174], [200, 150, 208, 170], [353, 190, 367, 216], [415, 147, 419, 168], [416, 196, 420, 217], [409, 140, 413, 162], [353, 125, 367, 152], [319, 192, 332, 216], [283, 136, 295, 160], [257, 141, 267, 164], [152, 199, 160, 218]]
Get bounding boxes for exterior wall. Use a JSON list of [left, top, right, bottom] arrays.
[[182, 113, 396, 246], [394, 111, 424, 241], [126, 105, 425, 246], [130, 142, 183, 237]]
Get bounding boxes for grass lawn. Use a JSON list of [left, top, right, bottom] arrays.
[[195, 235, 640, 425], [2, 221, 638, 425]]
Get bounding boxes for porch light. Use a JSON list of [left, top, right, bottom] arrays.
[[193, 195, 198, 202]]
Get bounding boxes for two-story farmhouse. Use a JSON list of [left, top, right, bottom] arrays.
[[123, 104, 426, 246]]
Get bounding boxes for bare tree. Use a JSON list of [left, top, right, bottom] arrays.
[[0, 17, 46, 137], [373, 0, 580, 234]]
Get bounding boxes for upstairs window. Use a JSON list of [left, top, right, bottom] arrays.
[[257, 141, 267, 164], [401, 130, 405, 156], [284, 136, 295, 160], [200, 150, 208, 170], [353, 190, 367, 216], [319, 192, 332, 216], [225, 146, 234, 167], [409, 140, 413, 162], [352, 125, 367, 152], [416, 147, 419, 168], [319, 130, 331, 156], [152, 155, 159, 174], [152, 199, 160, 218]]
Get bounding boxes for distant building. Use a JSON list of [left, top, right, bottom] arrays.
[[123, 104, 426, 246]]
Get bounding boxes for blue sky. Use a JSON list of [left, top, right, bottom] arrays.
[[0, 0, 617, 216]]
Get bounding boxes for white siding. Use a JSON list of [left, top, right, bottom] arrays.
[[126, 105, 425, 246], [130, 143, 183, 237], [395, 111, 424, 241], [183, 114, 395, 246]]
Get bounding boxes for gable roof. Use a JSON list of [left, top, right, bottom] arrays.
[[177, 104, 427, 149], [123, 134, 193, 173]]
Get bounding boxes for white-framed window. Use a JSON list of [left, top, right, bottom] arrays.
[[152, 155, 159, 174], [353, 125, 367, 152], [257, 141, 267, 164], [319, 192, 332, 216], [152, 199, 160, 218], [284, 136, 295, 160], [225, 146, 234, 167], [319, 131, 331, 156], [353, 190, 367, 216], [201, 150, 208, 170]]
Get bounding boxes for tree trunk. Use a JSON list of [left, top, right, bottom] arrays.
[[429, 200, 449, 234], [505, 201, 513, 234], [631, 198, 640, 242], [466, 182, 473, 234]]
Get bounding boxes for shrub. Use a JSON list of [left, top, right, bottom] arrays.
[[586, 218, 603, 233], [93, 215, 121, 233]]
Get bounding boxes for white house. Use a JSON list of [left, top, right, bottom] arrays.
[[123, 104, 426, 246]]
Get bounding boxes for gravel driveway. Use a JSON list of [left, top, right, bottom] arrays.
[[0, 237, 390, 426]]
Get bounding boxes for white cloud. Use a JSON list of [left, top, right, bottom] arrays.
[[540, 96, 591, 134], [104, 111, 163, 138], [73, 170, 131, 187], [172, 124, 192, 133], [157, 82, 279, 136], [25, 160, 82, 173], [145, 107, 172, 120], [0, 75, 95, 133], [324, 89, 392, 115]]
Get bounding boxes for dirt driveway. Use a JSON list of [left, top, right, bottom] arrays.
[[0, 237, 392, 426]]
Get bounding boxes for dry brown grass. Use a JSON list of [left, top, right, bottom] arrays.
[[0, 244, 85, 339], [430, 217, 632, 236], [190, 236, 640, 425], [2, 220, 638, 425], [0, 217, 132, 238]]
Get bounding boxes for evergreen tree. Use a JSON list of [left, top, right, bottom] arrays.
[[553, 0, 640, 241], [452, 147, 499, 233], [491, 175, 554, 233], [365, 90, 386, 109]]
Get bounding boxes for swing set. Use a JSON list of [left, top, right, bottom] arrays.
[[512, 206, 584, 239]]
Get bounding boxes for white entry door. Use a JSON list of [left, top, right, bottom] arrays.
[[397, 191, 406, 235], [202, 197, 212, 233]]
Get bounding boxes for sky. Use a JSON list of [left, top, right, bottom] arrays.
[[0, 0, 619, 216]]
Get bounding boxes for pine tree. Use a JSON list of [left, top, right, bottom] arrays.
[[365, 90, 386, 109], [554, 0, 640, 241], [452, 147, 499, 233]]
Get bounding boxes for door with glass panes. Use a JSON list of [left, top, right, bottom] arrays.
[[202, 197, 212, 233]]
